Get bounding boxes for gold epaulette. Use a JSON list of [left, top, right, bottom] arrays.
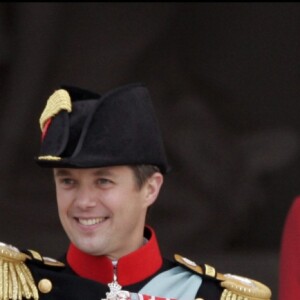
[[174, 254, 272, 300], [0, 242, 65, 300]]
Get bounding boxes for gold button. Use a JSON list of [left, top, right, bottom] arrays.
[[38, 278, 52, 293]]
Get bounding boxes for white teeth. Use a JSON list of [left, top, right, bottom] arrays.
[[78, 218, 105, 226]]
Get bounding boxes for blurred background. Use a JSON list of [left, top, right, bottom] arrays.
[[1, 3, 300, 298]]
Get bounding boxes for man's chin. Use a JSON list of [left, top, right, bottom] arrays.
[[77, 242, 107, 256]]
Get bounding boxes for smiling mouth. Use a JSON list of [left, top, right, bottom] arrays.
[[77, 217, 108, 226]]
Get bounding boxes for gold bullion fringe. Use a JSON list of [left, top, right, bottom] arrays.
[[221, 289, 250, 300], [0, 259, 39, 300], [221, 288, 270, 300]]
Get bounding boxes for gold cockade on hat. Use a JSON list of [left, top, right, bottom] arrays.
[[0, 242, 39, 300], [38, 89, 72, 162], [39, 89, 72, 132]]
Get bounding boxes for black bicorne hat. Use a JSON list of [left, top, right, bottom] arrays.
[[35, 83, 170, 174]]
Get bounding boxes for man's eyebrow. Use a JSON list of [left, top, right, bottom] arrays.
[[92, 169, 114, 176], [54, 169, 72, 177], [53, 168, 116, 177]]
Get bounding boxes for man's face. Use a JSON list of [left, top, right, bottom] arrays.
[[53, 166, 163, 259]]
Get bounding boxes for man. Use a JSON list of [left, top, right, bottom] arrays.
[[0, 83, 271, 299]]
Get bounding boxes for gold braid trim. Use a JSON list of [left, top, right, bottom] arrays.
[[39, 89, 72, 131], [220, 274, 272, 300], [37, 155, 61, 161], [0, 244, 38, 300]]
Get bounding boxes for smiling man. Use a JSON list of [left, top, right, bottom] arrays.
[[0, 83, 271, 300], [53, 166, 162, 259]]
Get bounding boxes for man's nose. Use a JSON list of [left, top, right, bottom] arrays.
[[74, 187, 98, 209]]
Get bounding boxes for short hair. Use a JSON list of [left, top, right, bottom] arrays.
[[130, 164, 161, 189]]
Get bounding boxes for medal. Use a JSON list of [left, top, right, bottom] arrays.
[[102, 275, 130, 300], [101, 269, 177, 300], [101, 275, 177, 300]]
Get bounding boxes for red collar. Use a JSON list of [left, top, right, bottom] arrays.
[[66, 226, 163, 286]]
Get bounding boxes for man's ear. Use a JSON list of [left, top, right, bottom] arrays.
[[144, 173, 164, 207]]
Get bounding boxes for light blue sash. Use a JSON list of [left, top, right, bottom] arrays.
[[138, 266, 202, 299]]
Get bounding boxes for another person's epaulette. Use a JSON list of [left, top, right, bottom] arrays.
[[174, 254, 272, 300], [0, 241, 64, 300]]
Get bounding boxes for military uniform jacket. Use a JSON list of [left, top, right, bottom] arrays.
[[0, 226, 271, 300]]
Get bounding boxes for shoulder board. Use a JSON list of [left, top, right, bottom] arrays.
[[174, 253, 222, 279], [25, 249, 65, 268], [174, 254, 272, 300], [0, 242, 65, 300]]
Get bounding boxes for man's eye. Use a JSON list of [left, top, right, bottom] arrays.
[[97, 178, 112, 185], [60, 178, 74, 185]]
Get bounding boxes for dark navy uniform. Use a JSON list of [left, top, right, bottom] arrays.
[[0, 227, 271, 300]]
